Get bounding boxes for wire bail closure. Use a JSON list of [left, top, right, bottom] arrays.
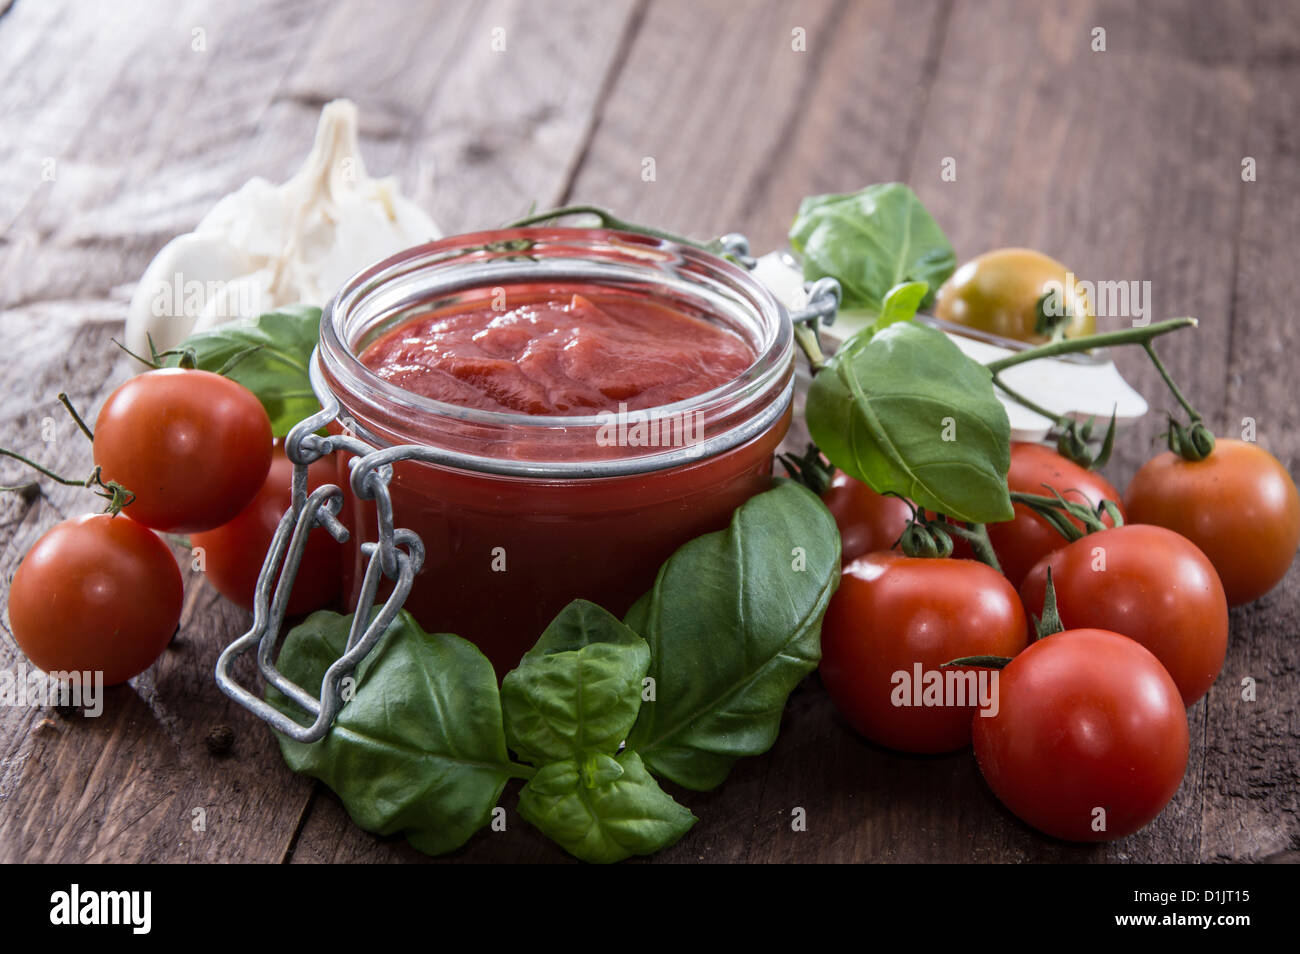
[[213, 374, 428, 741], [213, 234, 840, 743]]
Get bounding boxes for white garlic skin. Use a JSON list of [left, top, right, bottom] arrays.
[[126, 99, 440, 356]]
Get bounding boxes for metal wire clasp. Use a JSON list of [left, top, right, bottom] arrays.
[[213, 378, 426, 742], [720, 232, 842, 343]]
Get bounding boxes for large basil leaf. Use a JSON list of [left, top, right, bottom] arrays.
[[624, 480, 841, 790], [266, 610, 514, 855], [167, 305, 322, 436], [501, 600, 650, 766], [789, 183, 955, 313], [516, 751, 696, 864], [807, 321, 1012, 523]]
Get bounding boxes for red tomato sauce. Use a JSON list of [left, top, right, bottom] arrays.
[[336, 285, 787, 676], [360, 291, 754, 415]]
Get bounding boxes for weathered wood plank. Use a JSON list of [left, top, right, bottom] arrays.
[[0, 0, 330, 864], [300, 0, 1291, 866], [288, 0, 946, 864], [554, 0, 953, 864], [0, 0, 641, 864], [270, 0, 650, 861], [1199, 42, 1300, 861], [2, 0, 1296, 865], [866, 0, 1260, 863], [561, 0, 1275, 864]]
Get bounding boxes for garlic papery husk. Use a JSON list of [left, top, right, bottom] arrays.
[[125, 99, 440, 355]]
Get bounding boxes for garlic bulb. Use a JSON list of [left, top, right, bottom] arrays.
[[125, 99, 440, 355]]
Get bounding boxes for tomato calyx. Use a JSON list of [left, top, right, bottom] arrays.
[[986, 317, 1197, 470], [1030, 566, 1066, 641], [1054, 410, 1118, 470], [1164, 415, 1216, 462], [0, 452, 136, 516], [1134, 337, 1216, 462], [117, 330, 274, 381], [1009, 484, 1123, 543], [0, 393, 136, 516], [942, 653, 1013, 670], [942, 568, 1066, 674], [899, 518, 954, 559], [1033, 288, 1074, 341], [897, 505, 1007, 572], [777, 442, 836, 496]]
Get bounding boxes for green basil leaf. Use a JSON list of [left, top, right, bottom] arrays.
[[624, 480, 841, 791], [806, 321, 1013, 524], [877, 280, 930, 330], [516, 750, 696, 864], [167, 305, 322, 437], [789, 183, 955, 313], [501, 600, 650, 766], [266, 609, 513, 856]]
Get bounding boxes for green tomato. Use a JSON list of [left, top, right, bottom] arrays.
[[934, 247, 1095, 344]]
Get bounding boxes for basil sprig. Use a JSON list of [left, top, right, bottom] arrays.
[[806, 321, 1013, 524], [268, 610, 517, 856], [625, 479, 841, 789], [265, 481, 840, 863], [504, 601, 697, 863], [789, 183, 956, 314]]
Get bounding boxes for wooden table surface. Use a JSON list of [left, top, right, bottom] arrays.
[[2, 0, 1298, 864]]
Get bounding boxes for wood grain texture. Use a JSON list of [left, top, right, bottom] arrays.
[[1199, 34, 1300, 863], [0, 0, 642, 864], [1, 0, 1297, 864], [895, 0, 1258, 863]]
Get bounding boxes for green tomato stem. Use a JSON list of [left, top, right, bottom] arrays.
[[0, 451, 134, 515], [793, 322, 828, 374], [991, 375, 1065, 426], [501, 204, 717, 252], [1141, 341, 1201, 422], [983, 317, 1196, 374], [942, 654, 1013, 670], [942, 521, 1003, 574], [1009, 490, 1108, 538], [57, 392, 95, 442], [0, 447, 86, 487]]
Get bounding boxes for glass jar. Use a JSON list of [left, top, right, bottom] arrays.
[[317, 228, 794, 675]]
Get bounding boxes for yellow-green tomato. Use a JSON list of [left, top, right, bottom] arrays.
[[934, 247, 1095, 344]]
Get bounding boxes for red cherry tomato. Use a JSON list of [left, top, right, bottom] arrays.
[[972, 629, 1189, 842], [1124, 438, 1300, 606], [7, 514, 183, 685], [987, 442, 1123, 588], [820, 553, 1029, 754], [93, 369, 272, 533], [822, 471, 912, 562], [191, 445, 342, 615], [1019, 524, 1228, 706]]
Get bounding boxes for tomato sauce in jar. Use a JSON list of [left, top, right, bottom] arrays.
[[317, 229, 794, 675]]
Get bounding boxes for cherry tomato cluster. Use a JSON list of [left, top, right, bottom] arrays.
[[7, 369, 341, 687], [819, 438, 1299, 843]]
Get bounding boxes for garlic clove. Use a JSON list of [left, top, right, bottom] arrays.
[[193, 270, 276, 336], [125, 233, 255, 355], [125, 98, 440, 363]]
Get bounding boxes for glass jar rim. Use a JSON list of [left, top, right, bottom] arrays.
[[319, 227, 790, 425], [315, 227, 794, 476]]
